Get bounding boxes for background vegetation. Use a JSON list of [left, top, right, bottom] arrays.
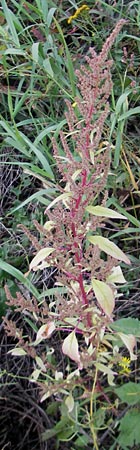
[[0, 1, 140, 449]]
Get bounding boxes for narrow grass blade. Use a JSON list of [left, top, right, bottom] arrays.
[[111, 227, 140, 239], [114, 127, 123, 168], [21, 135, 55, 179], [6, 188, 57, 215], [106, 199, 140, 227], [5, 137, 31, 158], [4, 49, 26, 56], [1, 0, 20, 46], [0, 259, 39, 299], [118, 106, 140, 121], [46, 7, 56, 27], [13, 89, 30, 119], [34, 120, 66, 145], [54, 18, 76, 98], [122, 149, 138, 191]]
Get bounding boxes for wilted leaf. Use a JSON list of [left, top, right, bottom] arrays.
[[45, 192, 72, 211], [107, 266, 126, 284], [118, 333, 137, 361], [34, 322, 55, 345], [89, 149, 94, 165], [86, 205, 127, 220], [30, 369, 41, 382], [67, 368, 80, 380], [37, 322, 55, 339], [44, 220, 55, 231], [88, 235, 130, 265], [8, 348, 27, 356], [116, 382, 140, 406], [95, 362, 113, 375], [40, 391, 52, 402], [72, 169, 82, 181], [62, 331, 82, 367], [95, 362, 116, 386], [91, 278, 115, 316], [31, 261, 51, 271], [65, 393, 74, 412], [30, 247, 55, 271], [35, 356, 46, 372], [55, 371, 63, 381]]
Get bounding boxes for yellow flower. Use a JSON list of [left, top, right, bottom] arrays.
[[118, 357, 131, 375], [72, 101, 77, 108], [67, 4, 90, 25]]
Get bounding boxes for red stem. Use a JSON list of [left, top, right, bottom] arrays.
[[70, 171, 92, 327], [85, 105, 94, 156]]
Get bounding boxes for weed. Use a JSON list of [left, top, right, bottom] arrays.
[[0, 2, 140, 449], [3, 19, 140, 449]]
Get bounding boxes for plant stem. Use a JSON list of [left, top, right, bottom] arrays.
[[90, 367, 99, 450]]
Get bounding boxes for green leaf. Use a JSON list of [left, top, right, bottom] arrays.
[[46, 401, 59, 416], [56, 425, 76, 441], [42, 417, 71, 441], [42, 427, 60, 440], [46, 7, 56, 27], [88, 235, 130, 265], [4, 48, 26, 56], [110, 318, 140, 337], [32, 42, 40, 63], [94, 408, 106, 428], [43, 58, 54, 78], [118, 408, 140, 448], [86, 205, 127, 220], [116, 382, 140, 406], [91, 278, 115, 316]]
